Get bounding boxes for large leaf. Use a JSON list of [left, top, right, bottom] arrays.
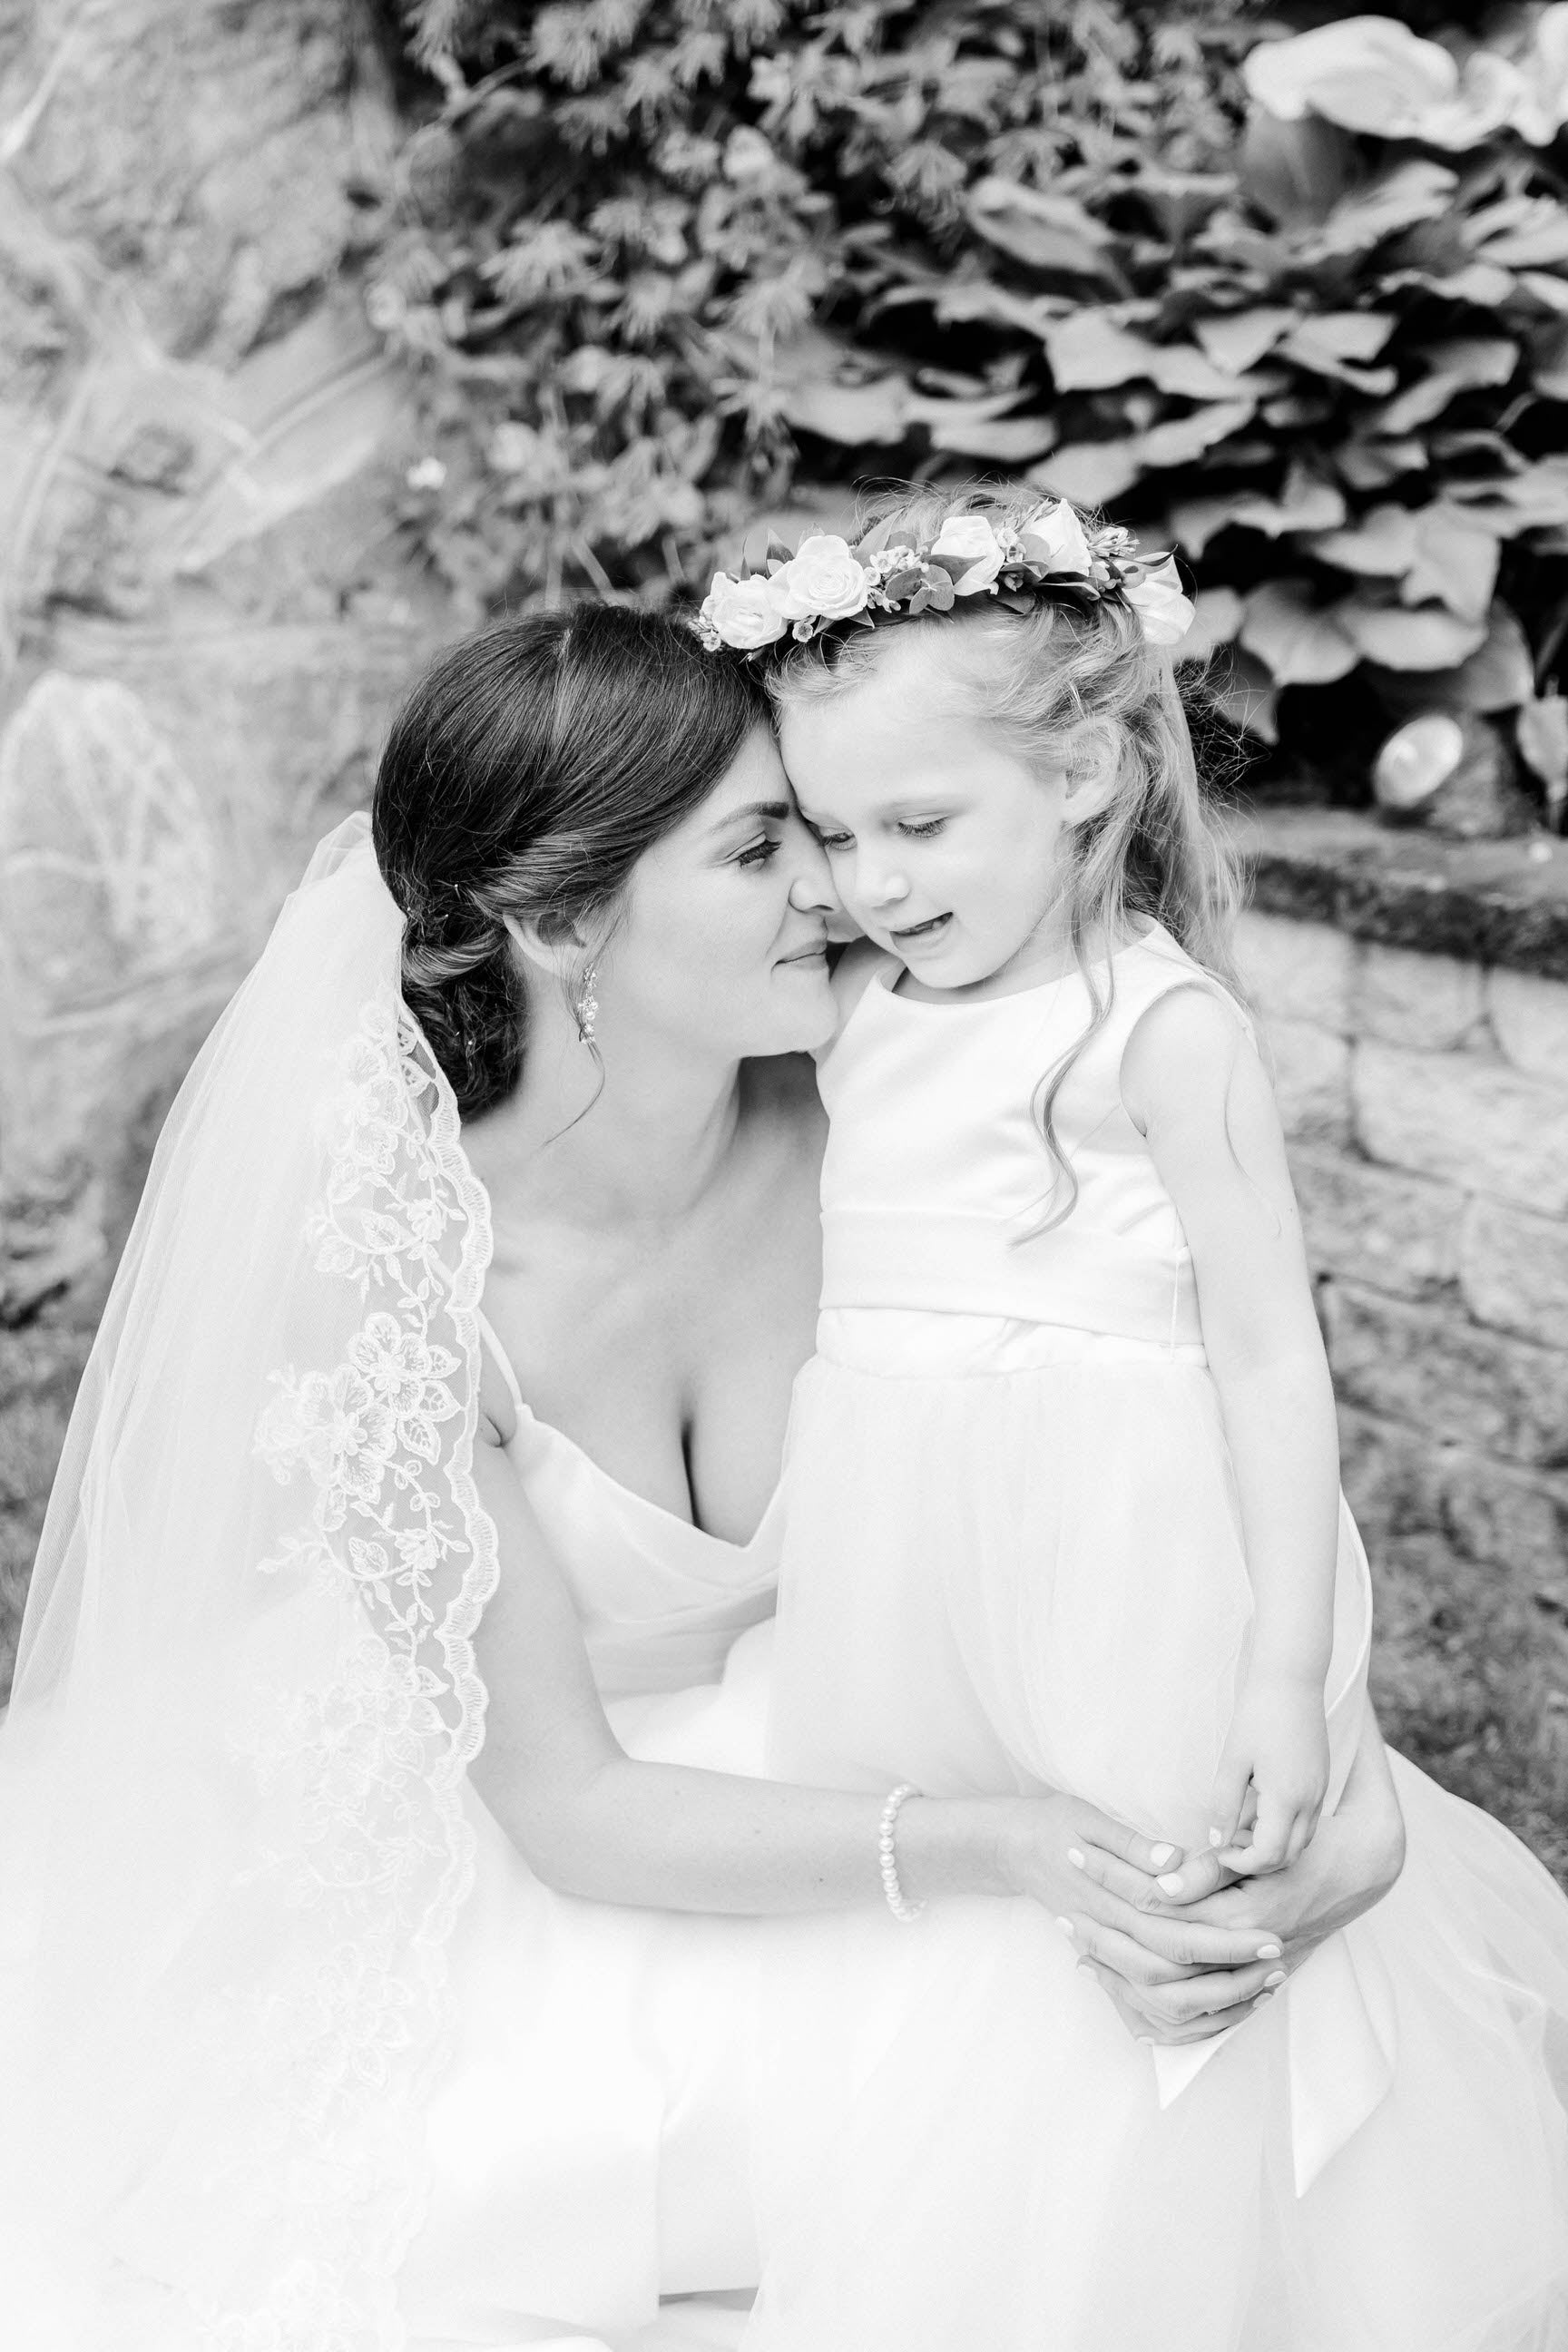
[[1029, 439, 1142, 506], [1137, 400, 1256, 471], [1374, 337, 1519, 436], [1173, 464, 1346, 555], [926, 412, 1058, 462], [1193, 308, 1296, 376], [1237, 110, 1353, 230], [1367, 606, 1534, 713], [967, 179, 1121, 281], [1303, 504, 1420, 576], [1240, 579, 1360, 685], [1335, 598, 1488, 671], [782, 375, 913, 443], [1176, 585, 1245, 664], [1042, 313, 1161, 390], [1401, 505, 1499, 623], [1279, 312, 1397, 393], [1306, 161, 1459, 260]]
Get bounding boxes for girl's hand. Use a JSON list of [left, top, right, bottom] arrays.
[[998, 1794, 1289, 2034], [1071, 1702, 1406, 2044], [1209, 1671, 1329, 1875]]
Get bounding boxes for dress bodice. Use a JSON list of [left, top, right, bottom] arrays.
[[818, 925, 1242, 1348], [478, 1311, 781, 1699]]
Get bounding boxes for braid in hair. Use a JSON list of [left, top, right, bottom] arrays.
[[397, 883, 524, 1118]]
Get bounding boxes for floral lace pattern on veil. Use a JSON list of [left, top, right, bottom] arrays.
[[230, 997, 497, 2351]]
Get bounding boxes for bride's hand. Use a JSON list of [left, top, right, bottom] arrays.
[[1063, 1702, 1408, 2045], [999, 1793, 1289, 2034]]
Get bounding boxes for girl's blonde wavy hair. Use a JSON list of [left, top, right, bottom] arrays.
[[765, 482, 1248, 1224]]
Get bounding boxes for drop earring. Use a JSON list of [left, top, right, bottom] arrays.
[[574, 964, 599, 1045]]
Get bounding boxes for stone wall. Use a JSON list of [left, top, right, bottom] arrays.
[[0, 1, 459, 1686], [1235, 858, 1568, 1874]]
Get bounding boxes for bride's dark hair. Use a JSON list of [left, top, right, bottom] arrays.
[[374, 603, 768, 1116]]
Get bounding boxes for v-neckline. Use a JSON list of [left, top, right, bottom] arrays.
[[477, 1308, 784, 1556]]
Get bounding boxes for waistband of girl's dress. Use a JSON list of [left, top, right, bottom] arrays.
[[819, 1208, 1204, 1351]]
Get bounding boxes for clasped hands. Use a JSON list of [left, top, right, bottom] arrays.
[[1002, 1789, 1353, 2047]]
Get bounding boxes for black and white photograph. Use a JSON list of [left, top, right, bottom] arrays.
[[2, 1, 1568, 2344]]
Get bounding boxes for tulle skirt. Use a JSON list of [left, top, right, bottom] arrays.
[[748, 1328, 1568, 2348]]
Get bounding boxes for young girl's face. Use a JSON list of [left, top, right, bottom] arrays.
[[778, 634, 1077, 995]]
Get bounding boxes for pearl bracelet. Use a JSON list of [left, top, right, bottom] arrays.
[[877, 1781, 926, 1922]]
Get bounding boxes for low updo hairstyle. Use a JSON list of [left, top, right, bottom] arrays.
[[373, 603, 769, 1116]]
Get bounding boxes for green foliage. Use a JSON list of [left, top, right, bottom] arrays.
[[378, 0, 1568, 815]]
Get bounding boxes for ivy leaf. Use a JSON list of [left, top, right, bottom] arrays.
[[1137, 400, 1256, 471], [926, 413, 1058, 462], [1240, 579, 1360, 685], [1335, 598, 1488, 671], [1029, 439, 1143, 506], [1175, 585, 1245, 664], [1173, 464, 1346, 556], [1374, 337, 1518, 436], [1302, 504, 1420, 576], [967, 179, 1121, 281], [1278, 311, 1397, 392], [1042, 312, 1161, 391], [782, 376, 912, 444], [1193, 308, 1297, 377], [1304, 160, 1458, 260], [1400, 505, 1500, 624]]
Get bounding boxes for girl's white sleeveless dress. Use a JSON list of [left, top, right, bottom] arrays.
[[398, 1318, 778, 2352], [749, 926, 1568, 2352]]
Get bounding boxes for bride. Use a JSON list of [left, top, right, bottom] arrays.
[[0, 603, 1406, 2349]]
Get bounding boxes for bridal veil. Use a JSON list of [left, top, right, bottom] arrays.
[[0, 816, 498, 2347]]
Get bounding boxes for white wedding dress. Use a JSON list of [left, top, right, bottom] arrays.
[[398, 1312, 779, 2351]]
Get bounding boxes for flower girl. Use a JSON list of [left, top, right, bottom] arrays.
[[699, 488, 1568, 2350]]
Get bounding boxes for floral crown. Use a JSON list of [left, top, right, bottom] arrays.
[[694, 501, 1194, 657]]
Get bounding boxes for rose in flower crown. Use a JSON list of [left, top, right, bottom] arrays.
[[694, 501, 1194, 656]]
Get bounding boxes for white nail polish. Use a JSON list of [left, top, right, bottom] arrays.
[[1066, 1847, 1086, 1869], [1149, 1842, 1177, 1869], [1208, 1828, 1224, 1847], [1157, 1871, 1183, 1894], [1256, 1942, 1282, 1960], [1054, 1916, 1075, 1939], [1263, 1970, 1286, 1988]]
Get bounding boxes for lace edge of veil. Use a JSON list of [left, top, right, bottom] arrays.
[[217, 991, 498, 2352]]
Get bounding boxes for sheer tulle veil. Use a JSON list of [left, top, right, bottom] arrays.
[[0, 814, 498, 2347]]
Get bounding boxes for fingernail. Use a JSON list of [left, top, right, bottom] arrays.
[[1054, 1916, 1075, 1940], [1208, 1828, 1224, 1847], [1254, 1989, 1275, 2004], [1256, 1942, 1282, 1961], [1263, 1970, 1286, 1988], [1066, 1847, 1086, 1869], [1149, 1842, 1178, 1869], [1157, 1871, 1183, 1894]]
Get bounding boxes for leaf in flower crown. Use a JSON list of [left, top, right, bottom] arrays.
[[995, 588, 1036, 612], [881, 566, 926, 600], [765, 530, 795, 565], [855, 517, 897, 558], [925, 553, 969, 585], [925, 573, 956, 612]]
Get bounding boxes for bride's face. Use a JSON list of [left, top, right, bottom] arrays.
[[602, 724, 839, 1059]]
